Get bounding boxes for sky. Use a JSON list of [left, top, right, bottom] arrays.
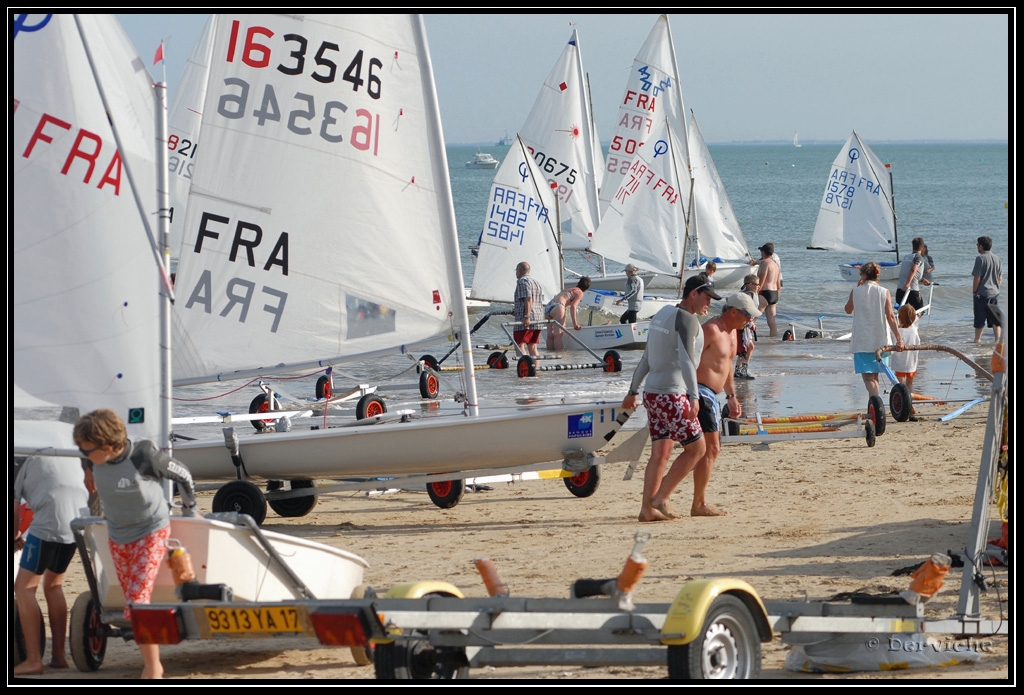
[[115, 12, 1011, 145]]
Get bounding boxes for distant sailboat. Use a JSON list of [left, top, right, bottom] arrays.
[[793, 131, 802, 148]]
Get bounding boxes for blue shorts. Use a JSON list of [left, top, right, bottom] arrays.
[[697, 384, 721, 434], [19, 533, 77, 575], [854, 352, 890, 374]]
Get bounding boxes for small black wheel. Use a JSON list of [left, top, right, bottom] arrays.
[[890, 383, 912, 422], [356, 394, 387, 420], [420, 354, 441, 371], [418, 370, 440, 399], [248, 393, 275, 432], [487, 351, 509, 369], [603, 349, 622, 373], [667, 594, 762, 679], [70, 590, 106, 672], [12, 601, 46, 665], [315, 375, 332, 400], [212, 480, 267, 526], [373, 637, 469, 679], [564, 466, 600, 497], [867, 395, 886, 436], [426, 479, 465, 509], [266, 479, 318, 517], [865, 418, 876, 447], [517, 355, 536, 378]]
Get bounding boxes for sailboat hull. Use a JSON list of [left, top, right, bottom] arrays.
[[583, 261, 750, 294], [566, 322, 649, 351], [174, 402, 628, 482]]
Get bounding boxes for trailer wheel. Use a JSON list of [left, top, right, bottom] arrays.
[[865, 419, 876, 447], [248, 393, 275, 432], [12, 602, 46, 664], [212, 480, 267, 526], [420, 354, 440, 371], [867, 395, 886, 436], [603, 349, 622, 373], [266, 480, 318, 518], [315, 375, 332, 400], [349, 584, 374, 666], [564, 466, 600, 497], [890, 383, 912, 422], [487, 351, 509, 369], [374, 638, 469, 680], [667, 594, 762, 679], [517, 355, 536, 378], [356, 394, 387, 420], [70, 591, 107, 672], [418, 371, 440, 399], [426, 479, 465, 509]]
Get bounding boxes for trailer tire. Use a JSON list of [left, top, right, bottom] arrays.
[[426, 479, 464, 509], [266, 480, 318, 518], [667, 594, 762, 679], [349, 584, 374, 666], [12, 602, 46, 664], [564, 466, 600, 497], [374, 589, 469, 679], [418, 371, 440, 399], [248, 393, 275, 432], [867, 395, 886, 436], [420, 354, 440, 371], [212, 480, 267, 526], [603, 349, 622, 373], [70, 591, 106, 672], [356, 394, 387, 420], [865, 419, 876, 448], [517, 355, 536, 378], [315, 375, 332, 400], [890, 383, 912, 422], [487, 351, 509, 369]]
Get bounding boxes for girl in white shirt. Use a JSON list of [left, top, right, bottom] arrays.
[[890, 304, 922, 416]]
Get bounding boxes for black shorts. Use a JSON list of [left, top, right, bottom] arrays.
[[759, 290, 778, 306], [895, 288, 922, 310], [19, 533, 77, 575], [620, 309, 638, 324], [974, 295, 1000, 328]]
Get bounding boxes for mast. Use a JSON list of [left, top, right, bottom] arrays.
[[887, 161, 899, 258]]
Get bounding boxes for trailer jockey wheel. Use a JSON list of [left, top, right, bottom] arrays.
[[418, 370, 440, 399], [517, 355, 536, 378], [564, 466, 600, 497], [603, 350, 622, 373], [248, 393, 275, 432], [315, 375, 332, 400], [356, 394, 387, 420], [487, 351, 509, 369]]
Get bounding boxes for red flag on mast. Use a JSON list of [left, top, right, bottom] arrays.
[[153, 42, 164, 65]]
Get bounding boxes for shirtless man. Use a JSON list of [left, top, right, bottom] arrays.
[[693, 293, 762, 516], [756, 243, 781, 337]]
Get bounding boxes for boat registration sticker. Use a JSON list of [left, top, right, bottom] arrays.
[[204, 605, 303, 634], [567, 412, 594, 439]]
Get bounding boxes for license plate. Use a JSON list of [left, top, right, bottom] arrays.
[[204, 605, 303, 634]]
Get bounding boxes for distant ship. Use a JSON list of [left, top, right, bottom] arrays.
[[495, 131, 512, 146]]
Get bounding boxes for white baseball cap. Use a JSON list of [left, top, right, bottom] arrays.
[[726, 292, 762, 318]]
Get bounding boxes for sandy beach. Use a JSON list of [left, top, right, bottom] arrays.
[[12, 395, 1008, 682]]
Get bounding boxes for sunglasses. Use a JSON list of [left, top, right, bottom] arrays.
[[78, 445, 100, 457]]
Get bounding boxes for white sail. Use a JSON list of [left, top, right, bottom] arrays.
[[172, 15, 472, 386], [588, 117, 690, 277], [810, 131, 896, 254], [167, 15, 215, 264], [793, 131, 801, 147], [688, 113, 751, 263], [517, 29, 601, 251], [469, 137, 561, 303], [13, 13, 162, 441], [597, 15, 687, 220]]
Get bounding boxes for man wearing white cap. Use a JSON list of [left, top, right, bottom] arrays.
[[616, 263, 644, 324], [692, 292, 762, 516]]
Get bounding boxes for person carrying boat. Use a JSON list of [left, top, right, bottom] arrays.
[[895, 236, 929, 310], [693, 292, 763, 516], [621, 274, 721, 523], [544, 276, 591, 350], [513, 261, 545, 358], [755, 243, 781, 338], [616, 263, 644, 324], [73, 409, 199, 680], [844, 262, 905, 398]]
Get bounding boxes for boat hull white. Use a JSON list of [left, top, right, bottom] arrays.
[[578, 289, 676, 323], [174, 402, 628, 482], [581, 262, 750, 294], [80, 516, 368, 611], [839, 261, 900, 282]]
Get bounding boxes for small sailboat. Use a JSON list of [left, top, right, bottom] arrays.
[[793, 131, 802, 148], [167, 14, 634, 518], [808, 131, 901, 282]]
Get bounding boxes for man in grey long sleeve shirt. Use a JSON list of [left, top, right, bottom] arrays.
[[622, 274, 721, 522]]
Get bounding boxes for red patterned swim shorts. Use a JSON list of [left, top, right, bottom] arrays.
[[642, 392, 702, 444]]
